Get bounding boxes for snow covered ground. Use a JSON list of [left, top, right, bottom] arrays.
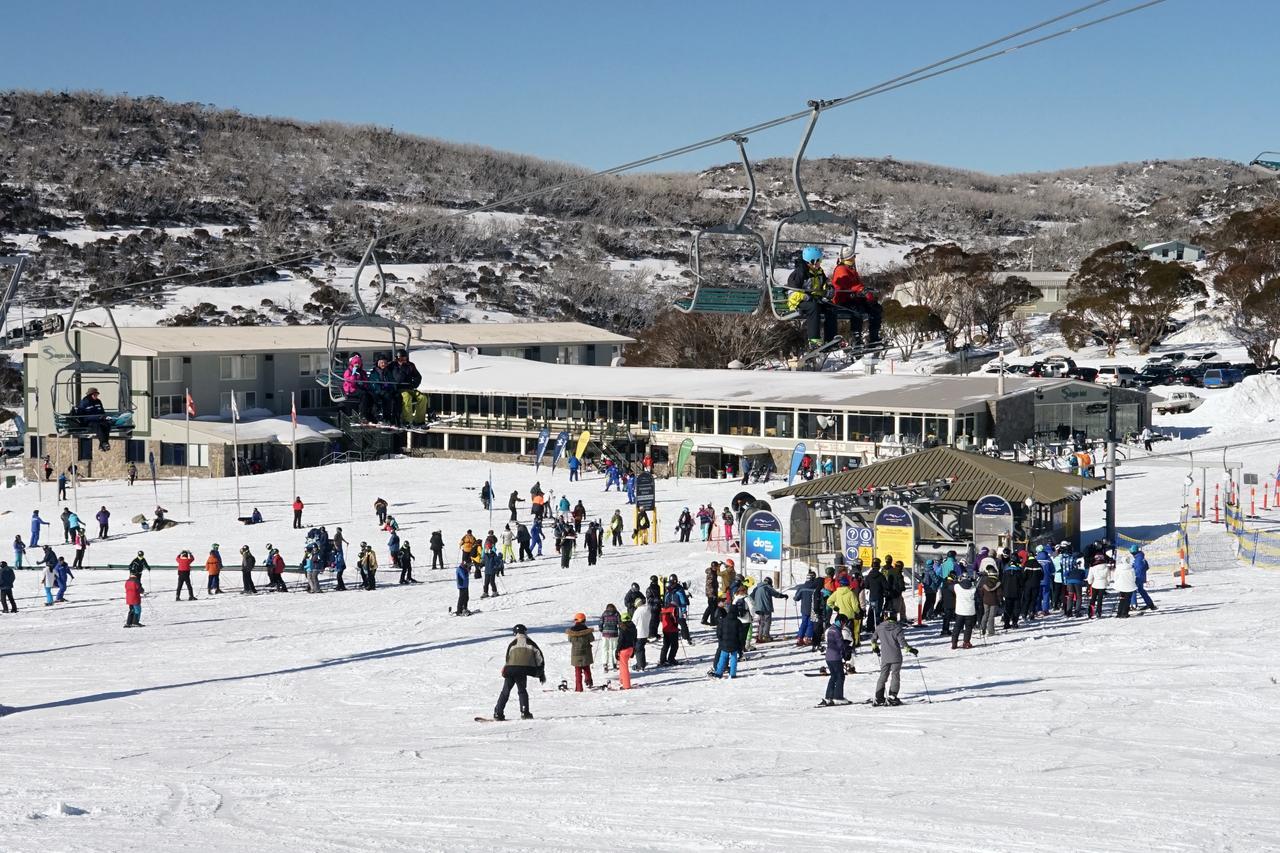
[[1, 393, 1278, 851]]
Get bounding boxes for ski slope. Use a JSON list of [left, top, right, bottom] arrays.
[[0, 410, 1278, 851]]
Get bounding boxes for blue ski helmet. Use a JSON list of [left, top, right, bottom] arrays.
[[801, 246, 823, 263]]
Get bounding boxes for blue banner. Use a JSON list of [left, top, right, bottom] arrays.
[[742, 509, 783, 570], [550, 430, 570, 473], [534, 427, 551, 470], [787, 442, 807, 485]]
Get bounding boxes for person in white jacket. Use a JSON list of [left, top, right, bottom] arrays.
[[950, 572, 978, 649], [1111, 551, 1137, 618], [1086, 556, 1112, 619], [41, 563, 56, 606], [631, 602, 652, 670]]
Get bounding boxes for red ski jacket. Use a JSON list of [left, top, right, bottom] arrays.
[[125, 576, 142, 606]]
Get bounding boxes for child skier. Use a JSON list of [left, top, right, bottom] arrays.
[[566, 613, 596, 691]]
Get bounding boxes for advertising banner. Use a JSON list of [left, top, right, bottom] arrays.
[[742, 509, 783, 573], [534, 427, 551, 470], [973, 493, 1015, 551]]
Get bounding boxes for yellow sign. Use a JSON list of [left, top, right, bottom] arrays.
[[873, 505, 915, 564]]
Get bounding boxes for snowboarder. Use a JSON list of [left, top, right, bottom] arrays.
[[205, 545, 223, 594], [599, 604, 621, 672], [454, 559, 471, 615], [492, 624, 545, 720], [0, 561, 15, 613], [96, 506, 111, 539], [820, 614, 853, 706], [175, 549, 197, 600], [566, 613, 595, 690], [240, 545, 259, 594], [871, 610, 917, 706]]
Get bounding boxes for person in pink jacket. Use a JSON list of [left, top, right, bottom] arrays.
[[342, 354, 372, 421]]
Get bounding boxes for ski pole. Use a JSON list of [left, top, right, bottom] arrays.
[[915, 658, 933, 704]]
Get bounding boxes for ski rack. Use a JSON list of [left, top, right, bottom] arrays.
[[674, 136, 769, 315], [769, 101, 859, 320]]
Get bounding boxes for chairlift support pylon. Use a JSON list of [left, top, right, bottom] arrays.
[[674, 136, 770, 315], [0, 255, 28, 337], [768, 101, 860, 320], [50, 292, 136, 436]]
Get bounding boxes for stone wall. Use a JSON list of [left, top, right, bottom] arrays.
[[23, 435, 216, 481]]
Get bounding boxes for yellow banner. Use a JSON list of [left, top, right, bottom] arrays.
[[574, 429, 591, 462]]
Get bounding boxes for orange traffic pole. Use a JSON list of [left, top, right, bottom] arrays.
[[916, 582, 924, 625], [1195, 487, 1201, 518], [1250, 487, 1256, 518], [1214, 485, 1220, 524]]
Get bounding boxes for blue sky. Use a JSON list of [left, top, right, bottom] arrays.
[[5, 0, 1275, 174]]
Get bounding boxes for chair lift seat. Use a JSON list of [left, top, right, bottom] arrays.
[[54, 410, 135, 435], [675, 286, 764, 314]]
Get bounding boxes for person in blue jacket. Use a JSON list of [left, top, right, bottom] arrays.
[[1037, 544, 1055, 615], [604, 463, 621, 492], [626, 475, 636, 505], [1130, 545, 1156, 611], [30, 510, 49, 548], [1063, 553, 1088, 617], [454, 559, 471, 616], [567, 454, 580, 482], [54, 556, 74, 602], [529, 520, 544, 557]]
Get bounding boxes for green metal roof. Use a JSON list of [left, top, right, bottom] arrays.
[[769, 445, 1106, 505]]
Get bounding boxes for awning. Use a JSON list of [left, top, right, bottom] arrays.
[[692, 437, 774, 456], [152, 415, 342, 446]]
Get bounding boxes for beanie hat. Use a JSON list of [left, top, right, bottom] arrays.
[[838, 576, 850, 587]]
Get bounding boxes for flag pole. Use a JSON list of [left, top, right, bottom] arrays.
[[185, 386, 192, 515], [291, 392, 297, 506], [232, 398, 241, 518]]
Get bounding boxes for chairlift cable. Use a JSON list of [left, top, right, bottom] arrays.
[[15, 0, 1164, 309]]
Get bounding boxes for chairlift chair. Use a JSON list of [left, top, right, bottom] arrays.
[[317, 239, 413, 403], [50, 295, 136, 436], [768, 101, 860, 320], [1249, 151, 1280, 175], [674, 136, 770, 315]]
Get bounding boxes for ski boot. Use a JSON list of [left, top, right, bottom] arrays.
[[492, 712, 505, 722], [520, 710, 533, 720], [887, 696, 903, 706]]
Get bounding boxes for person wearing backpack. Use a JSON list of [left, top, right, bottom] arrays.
[[205, 545, 223, 595]]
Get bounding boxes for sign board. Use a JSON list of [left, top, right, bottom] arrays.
[[634, 472, 656, 511], [1243, 473, 1258, 485], [741, 509, 783, 573], [873, 504, 914, 564], [972, 493, 1015, 552], [842, 521, 874, 567]]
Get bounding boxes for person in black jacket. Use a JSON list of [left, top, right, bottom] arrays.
[[75, 388, 112, 450], [885, 561, 908, 622], [239, 545, 258, 594], [644, 576, 662, 640], [391, 349, 423, 427], [616, 613, 638, 689], [429, 530, 445, 570], [515, 523, 532, 562], [493, 624, 545, 720], [1001, 559, 1023, 629], [864, 560, 886, 631], [623, 581, 645, 617], [708, 603, 745, 678], [508, 490, 522, 522]]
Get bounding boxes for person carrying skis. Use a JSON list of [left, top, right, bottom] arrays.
[[206, 545, 223, 594], [871, 610, 917, 706], [599, 604, 621, 673], [493, 624, 545, 720], [175, 549, 197, 601], [820, 613, 853, 706], [566, 613, 596, 690], [616, 612, 637, 688]]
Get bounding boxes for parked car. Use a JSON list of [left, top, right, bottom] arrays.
[[1029, 356, 1076, 378], [1154, 391, 1204, 415], [1, 437, 22, 457], [1166, 368, 1202, 387], [1135, 365, 1173, 387], [1232, 362, 1260, 377], [1096, 365, 1140, 387], [1066, 366, 1098, 382], [1162, 351, 1187, 363], [1183, 350, 1220, 365], [1201, 368, 1244, 389]]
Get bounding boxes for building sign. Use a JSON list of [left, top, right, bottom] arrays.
[[973, 493, 1014, 551], [634, 472, 656, 511], [842, 521, 874, 566], [741, 509, 783, 572], [873, 505, 914, 564]]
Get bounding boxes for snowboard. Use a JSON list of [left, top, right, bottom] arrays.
[[474, 716, 503, 723]]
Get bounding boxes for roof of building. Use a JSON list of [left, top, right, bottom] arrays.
[[416, 321, 634, 347], [409, 351, 1090, 413], [151, 414, 341, 446], [29, 321, 632, 356], [1141, 240, 1204, 252], [769, 445, 1107, 504], [993, 271, 1074, 282]]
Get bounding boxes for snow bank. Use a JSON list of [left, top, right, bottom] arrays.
[[1203, 374, 1280, 424]]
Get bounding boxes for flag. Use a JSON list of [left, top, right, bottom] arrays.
[[676, 437, 694, 480], [230, 394, 239, 419], [290, 395, 297, 427], [186, 392, 196, 418], [534, 427, 551, 470], [787, 442, 808, 485], [550, 430, 570, 473]]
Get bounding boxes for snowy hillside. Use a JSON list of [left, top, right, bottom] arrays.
[[0, 380, 1278, 850]]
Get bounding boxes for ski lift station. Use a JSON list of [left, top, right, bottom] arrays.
[[19, 321, 1148, 480]]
